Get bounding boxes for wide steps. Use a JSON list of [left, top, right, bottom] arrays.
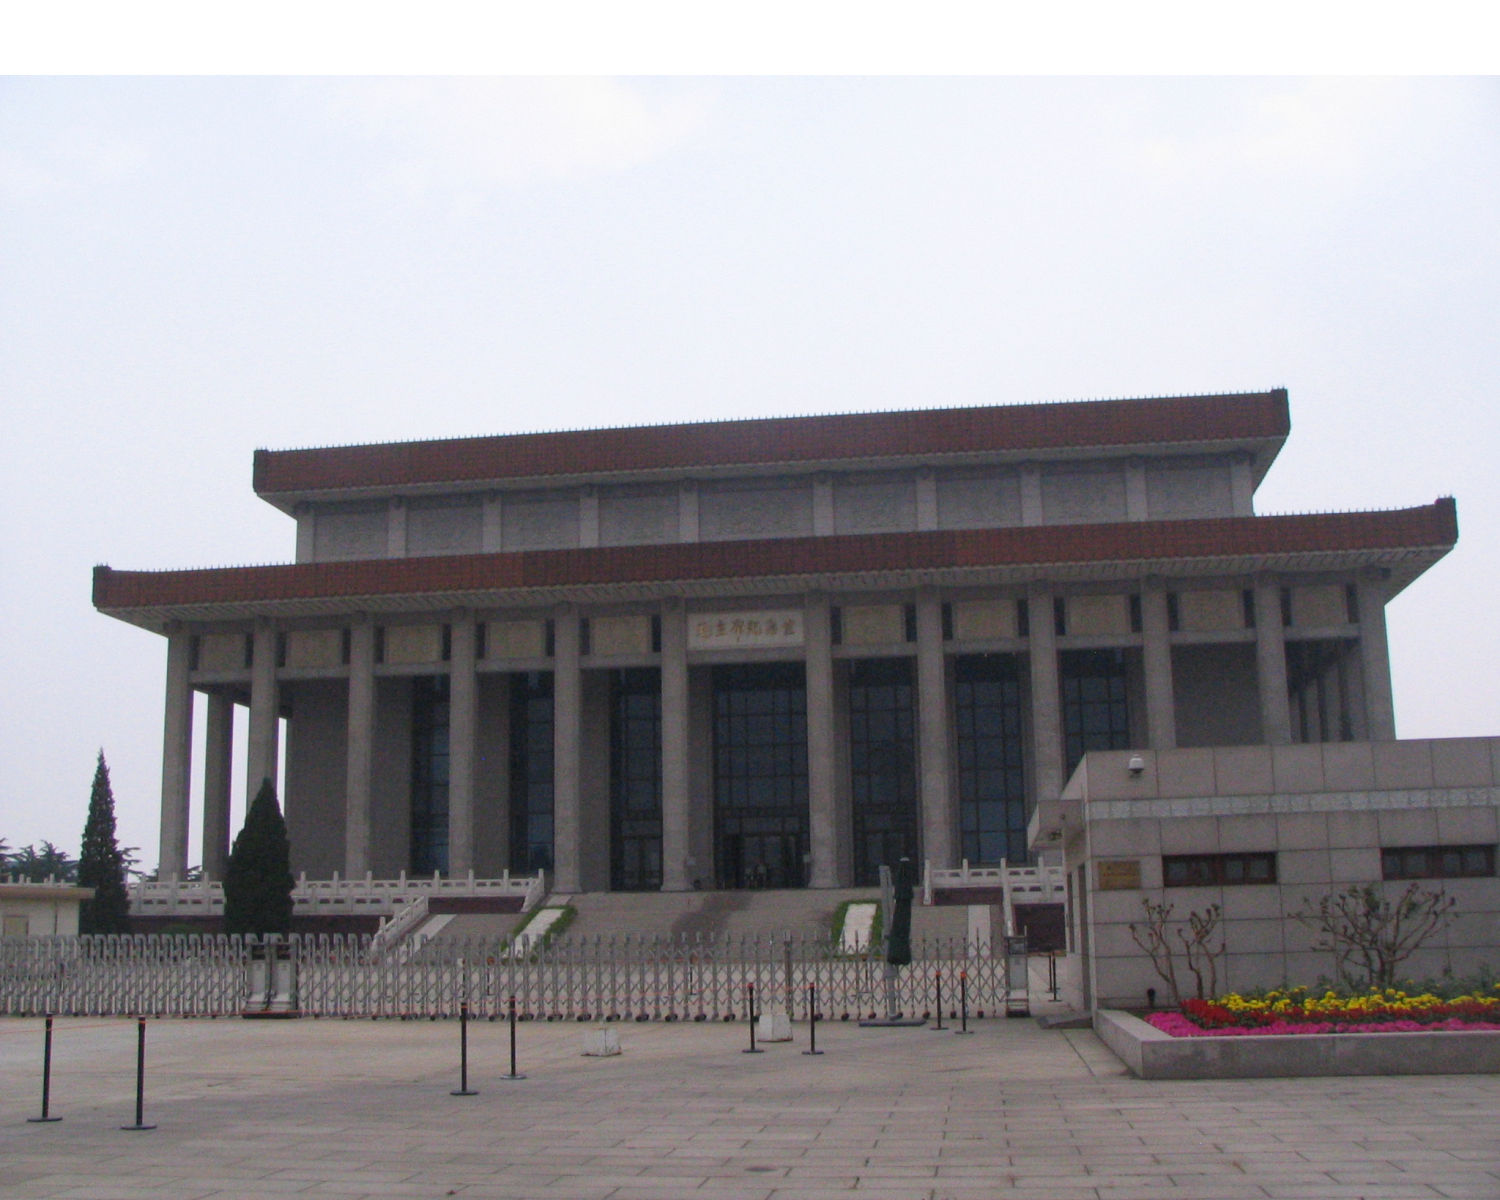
[[540, 888, 971, 943]]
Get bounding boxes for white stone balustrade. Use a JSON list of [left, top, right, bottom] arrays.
[[923, 859, 1066, 905], [129, 869, 543, 918]]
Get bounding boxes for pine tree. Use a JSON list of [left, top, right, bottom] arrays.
[[78, 752, 131, 934], [223, 778, 295, 938]]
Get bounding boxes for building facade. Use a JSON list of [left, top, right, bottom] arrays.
[[93, 390, 1457, 896]]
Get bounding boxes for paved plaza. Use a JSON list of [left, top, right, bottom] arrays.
[[2, 1012, 1498, 1200]]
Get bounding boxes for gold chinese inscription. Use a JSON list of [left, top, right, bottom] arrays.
[[687, 610, 804, 650]]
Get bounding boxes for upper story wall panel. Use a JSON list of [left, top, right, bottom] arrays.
[[407, 497, 483, 557], [599, 487, 678, 547], [699, 480, 813, 541], [313, 503, 387, 561], [1147, 457, 1236, 519], [936, 469, 1023, 530]]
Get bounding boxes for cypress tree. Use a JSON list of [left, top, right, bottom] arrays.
[[223, 778, 295, 938], [78, 751, 131, 934]]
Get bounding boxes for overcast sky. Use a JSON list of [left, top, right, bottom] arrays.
[[2, 75, 1497, 868]]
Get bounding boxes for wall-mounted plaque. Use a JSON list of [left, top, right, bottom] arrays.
[[1096, 859, 1142, 891], [688, 610, 803, 651]]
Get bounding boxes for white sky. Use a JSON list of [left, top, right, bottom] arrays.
[[2, 21, 1498, 868]]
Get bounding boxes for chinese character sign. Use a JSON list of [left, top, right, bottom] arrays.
[[686, 610, 804, 651]]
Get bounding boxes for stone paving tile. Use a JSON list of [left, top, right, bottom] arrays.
[[4, 1016, 1500, 1200]]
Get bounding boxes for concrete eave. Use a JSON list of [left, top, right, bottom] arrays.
[[0, 884, 95, 901]]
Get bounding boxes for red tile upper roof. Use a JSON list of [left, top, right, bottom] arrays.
[[94, 499, 1455, 631], [252, 390, 1291, 501]]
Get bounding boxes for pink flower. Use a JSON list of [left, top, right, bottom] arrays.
[[1144, 1012, 1500, 1037]]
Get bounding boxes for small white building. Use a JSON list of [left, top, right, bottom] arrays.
[[1032, 739, 1500, 1010], [0, 882, 95, 938]]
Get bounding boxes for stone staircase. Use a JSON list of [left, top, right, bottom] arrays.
[[418, 887, 973, 946]]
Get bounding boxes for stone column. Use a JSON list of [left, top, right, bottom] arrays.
[[805, 595, 841, 888], [246, 621, 279, 801], [158, 631, 194, 881], [387, 497, 407, 556], [201, 692, 234, 880], [1357, 578, 1397, 740], [659, 602, 691, 891], [1125, 459, 1149, 520], [579, 487, 600, 548], [1253, 579, 1292, 745], [551, 607, 583, 892], [1140, 583, 1176, 749], [447, 613, 478, 874], [915, 589, 954, 868], [1230, 453, 1255, 515], [1020, 464, 1044, 526], [677, 480, 699, 542], [915, 468, 938, 531], [1028, 585, 1064, 803], [344, 620, 375, 876], [294, 504, 315, 563], [812, 476, 835, 535], [481, 494, 504, 552]]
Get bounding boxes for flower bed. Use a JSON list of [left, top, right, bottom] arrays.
[[1145, 984, 1500, 1037]]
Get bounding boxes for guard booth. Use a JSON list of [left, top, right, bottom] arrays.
[[1004, 934, 1030, 1017]]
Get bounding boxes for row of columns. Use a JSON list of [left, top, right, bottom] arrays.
[[157, 577, 1397, 883]]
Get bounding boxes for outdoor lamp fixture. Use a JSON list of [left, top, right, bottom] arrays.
[[1127, 755, 1145, 777]]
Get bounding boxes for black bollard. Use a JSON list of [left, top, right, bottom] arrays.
[[742, 983, 762, 1053], [502, 994, 526, 1080], [121, 1017, 156, 1131], [802, 984, 823, 1056], [1048, 953, 1059, 1001], [451, 1001, 477, 1096], [931, 971, 946, 1031], [955, 971, 972, 1036], [27, 1015, 62, 1123]]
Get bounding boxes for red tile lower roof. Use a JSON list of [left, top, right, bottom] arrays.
[[95, 500, 1456, 615]]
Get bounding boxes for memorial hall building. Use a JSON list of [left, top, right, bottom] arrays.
[[93, 389, 1459, 904]]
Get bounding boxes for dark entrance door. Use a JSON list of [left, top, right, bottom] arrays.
[[610, 668, 662, 891], [848, 659, 918, 886], [712, 663, 809, 889], [725, 832, 801, 889]]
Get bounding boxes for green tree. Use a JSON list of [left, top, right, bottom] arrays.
[[223, 778, 295, 938], [78, 751, 132, 935], [8, 840, 78, 883]]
